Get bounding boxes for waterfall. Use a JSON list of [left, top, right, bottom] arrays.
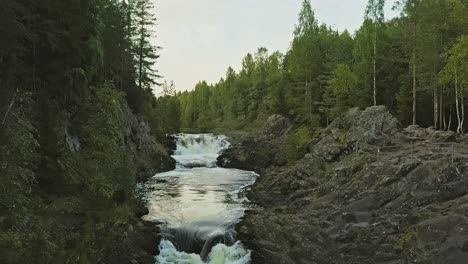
[[172, 134, 231, 168], [141, 134, 256, 264]]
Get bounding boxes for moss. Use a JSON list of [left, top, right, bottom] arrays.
[[396, 229, 417, 252]]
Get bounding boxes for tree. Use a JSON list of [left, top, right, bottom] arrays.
[[131, 0, 161, 91], [162, 80, 176, 96], [395, 0, 420, 125], [285, 0, 321, 126], [439, 35, 468, 134], [365, 0, 385, 106], [327, 64, 359, 120]]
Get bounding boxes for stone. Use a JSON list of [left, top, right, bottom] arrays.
[[226, 106, 468, 263], [263, 114, 292, 137]]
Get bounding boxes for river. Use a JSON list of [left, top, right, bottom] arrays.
[[141, 134, 257, 264]]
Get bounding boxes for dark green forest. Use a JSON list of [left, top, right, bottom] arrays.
[[0, 0, 468, 263], [0, 0, 173, 262], [170, 0, 468, 135]]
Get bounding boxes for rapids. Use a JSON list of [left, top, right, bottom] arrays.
[[141, 134, 257, 264]]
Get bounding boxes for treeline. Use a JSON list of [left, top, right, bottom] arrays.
[[172, 0, 468, 133], [0, 0, 168, 262]]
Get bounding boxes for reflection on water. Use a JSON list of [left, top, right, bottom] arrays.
[[143, 167, 256, 229]]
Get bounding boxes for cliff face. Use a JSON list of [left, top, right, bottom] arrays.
[[220, 106, 468, 264], [0, 89, 175, 263]]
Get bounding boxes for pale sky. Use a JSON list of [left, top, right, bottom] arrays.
[[153, 0, 398, 93]]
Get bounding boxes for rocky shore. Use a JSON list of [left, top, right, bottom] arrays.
[[219, 106, 468, 264]]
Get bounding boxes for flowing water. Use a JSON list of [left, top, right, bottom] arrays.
[[141, 134, 257, 264]]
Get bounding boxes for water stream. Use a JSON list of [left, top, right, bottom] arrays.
[[141, 134, 257, 264]]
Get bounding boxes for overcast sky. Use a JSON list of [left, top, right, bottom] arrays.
[[153, 0, 398, 93]]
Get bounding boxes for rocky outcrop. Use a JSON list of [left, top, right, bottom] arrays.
[[402, 125, 457, 143], [104, 218, 161, 264], [105, 105, 175, 262], [217, 114, 291, 172], [119, 103, 176, 182], [220, 106, 468, 264], [263, 114, 293, 137]]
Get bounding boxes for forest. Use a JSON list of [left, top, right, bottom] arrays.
[[0, 0, 468, 263], [165, 0, 468, 135], [0, 0, 171, 262]]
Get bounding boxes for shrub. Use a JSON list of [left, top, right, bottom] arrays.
[[286, 127, 314, 161]]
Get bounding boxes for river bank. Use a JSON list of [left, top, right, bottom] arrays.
[[219, 106, 468, 264]]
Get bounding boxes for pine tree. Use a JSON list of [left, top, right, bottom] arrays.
[[131, 0, 160, 91]]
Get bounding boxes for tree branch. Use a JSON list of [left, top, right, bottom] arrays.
[[2, 91, 17, 126]]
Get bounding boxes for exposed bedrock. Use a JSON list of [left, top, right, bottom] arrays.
[[220, 106, 468, 264]]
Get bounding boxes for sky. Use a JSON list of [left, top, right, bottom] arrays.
[[153, 0, 399, 93]]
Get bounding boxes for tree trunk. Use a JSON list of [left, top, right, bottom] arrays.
[[440, 86, 444, 130], [138, 22, 144, 90], [2, 91, 17, 126], [448, 106, 452, 131], [412, 15, 417, 125], [432, 69, 438, 129], [305, 76, 309, 125], [461, 84, 465, 134], [373, 25, 377, 106], [455, 71, 462, 134]]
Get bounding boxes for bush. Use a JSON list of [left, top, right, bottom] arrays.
[[286, 127, 314, 161]]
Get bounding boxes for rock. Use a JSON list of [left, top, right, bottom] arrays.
[[217, 136, 287, 172], [403, 125, 456, 143], [233, 106, 468, 264], [217, 115, 292, 172], [134, 199, 149, 218], [428, 129, 456, 143], [104, 219, 161, 264], [311, 106, 400, 162], [118, 103, 176, 183], [65, 126, 81, 153], [350, 105, 400, 145], [406, 215, 468, 264], [263, 114, 292, 138], [162, 134, 177, 155]]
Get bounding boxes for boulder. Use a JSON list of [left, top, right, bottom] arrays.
[[312, 106, 400, 161], [350, 105, 400, 145], [428, 129, 456, 143], [263, 114, 292, 138], [104, 220, 161, 264], [217, 115, 291, 172], [403, 125, 456, 143]]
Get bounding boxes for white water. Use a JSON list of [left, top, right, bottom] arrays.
[[142, 134, 256, 264], [172, 134, 231, 168], [156, 240, 251, 264]]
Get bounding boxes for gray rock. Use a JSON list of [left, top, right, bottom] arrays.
[[233, 106, 468, 264], [263, 114, 292, 138]]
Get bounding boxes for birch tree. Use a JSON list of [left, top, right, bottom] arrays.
[[439, 36, 468, 134], [365, 0, 385, 106]]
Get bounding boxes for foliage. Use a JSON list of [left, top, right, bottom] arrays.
[[286, 127, 314, 161], [327, 64, 360, 119], [172, 0, 468, 133], [0, 0, 167, 262]]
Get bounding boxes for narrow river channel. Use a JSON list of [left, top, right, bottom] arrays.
[[141, 134, 257, 264]]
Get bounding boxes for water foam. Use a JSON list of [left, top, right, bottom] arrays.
[[172, 134, 230, 168], [157, 240, 251, 264]]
